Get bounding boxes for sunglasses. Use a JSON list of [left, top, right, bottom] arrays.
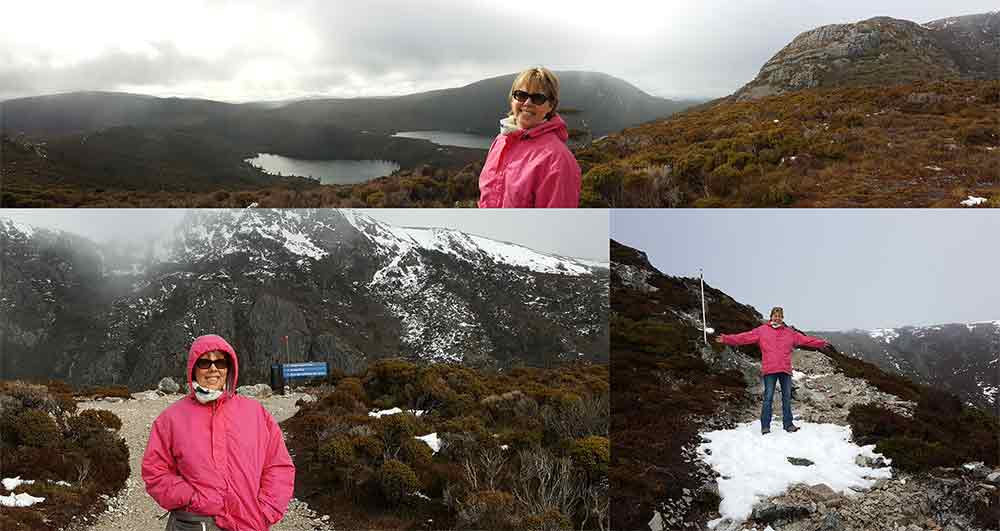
[[195, 357, 230, 370], [512, 90, 550, 105]]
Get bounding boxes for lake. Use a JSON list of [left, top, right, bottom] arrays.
[[392, 130, 494, 149], [245, 153, 400, 185]]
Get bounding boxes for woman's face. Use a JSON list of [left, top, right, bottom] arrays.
[[511, 80, 554, 130], [770, 311, 784, 326], [194, 351, 229, 391]]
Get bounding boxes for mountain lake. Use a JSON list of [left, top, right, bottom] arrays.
[[245, 153, 400, 184], [392, 130, 494, 149]]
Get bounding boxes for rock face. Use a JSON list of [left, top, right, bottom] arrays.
[[735, 12, 1000, 100], [0, 212, 608, 390]]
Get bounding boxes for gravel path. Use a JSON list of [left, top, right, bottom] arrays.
[[66, 391, 333, 531]]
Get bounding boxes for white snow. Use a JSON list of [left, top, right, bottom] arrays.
[[415, 432, 441, 453], [368, 407, 425, 418], [2, 477, 34, 491], [923, 165, 944, 171], [961, 196, 987, 207], [868, 328, 899, 344], [698, 421, 892, 525], [0, 492, 45, 507]]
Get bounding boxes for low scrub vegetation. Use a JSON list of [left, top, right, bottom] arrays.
[[283, 359, 609, 530], [0, 380, 128, 531], [578, 80, 1000, 207]]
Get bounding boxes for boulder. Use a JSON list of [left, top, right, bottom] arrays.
[[751, 500, 813, 525], [237, 383, 273, 399], [158, 377, 180, 394]]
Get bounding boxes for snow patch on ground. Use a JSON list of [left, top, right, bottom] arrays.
[[415, 432, 441, 453], [2, 477, 34, 491], [698, 421, 892, 525], [369, 407, 425, 418], [961, 196, 987, 207]]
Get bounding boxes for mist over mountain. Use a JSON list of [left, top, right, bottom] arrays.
[[816, 322, 999, 409], [0, 211, 608, 390]]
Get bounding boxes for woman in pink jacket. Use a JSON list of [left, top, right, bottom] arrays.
[[142, 335, 295, 531], [478, 67, 581, 208], [716, 307, 831, 435]]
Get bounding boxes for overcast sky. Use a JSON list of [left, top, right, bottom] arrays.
[[611, 210, 1000, 331], [2, 1, 995, 102], [0, 209, 608, 261]]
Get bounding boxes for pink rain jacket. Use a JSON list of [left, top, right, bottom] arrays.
[[478, 114, 581, 208], [142, 335, 295, 531], [720, 324, 828, 375]]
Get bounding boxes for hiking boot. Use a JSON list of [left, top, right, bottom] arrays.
[[761, 427, 771, 435], [784, 425, 800, 433]]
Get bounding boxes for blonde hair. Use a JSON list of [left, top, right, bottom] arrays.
[[509, 67, 560, 119], [770, 307, 784, 318]]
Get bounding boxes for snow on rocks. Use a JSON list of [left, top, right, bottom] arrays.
[[960, 195, 988, 207], [415, 432, 441, 453], [698, 420, 892, 526], [368, 407, 425, 418]]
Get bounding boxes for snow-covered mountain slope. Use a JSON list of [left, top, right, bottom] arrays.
[[816, 322, 999, 409], [0, 211, 608, 389]]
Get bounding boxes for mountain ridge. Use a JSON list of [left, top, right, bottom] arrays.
[[0, 211, 608, 390]]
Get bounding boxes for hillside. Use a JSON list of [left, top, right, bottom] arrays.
[[578, 11, 1000, 208], [816, 322, 999, 410], [0, 211, 608, 389], [579, 79, 999, 207], [277, 71, 690, 138], [610, 239, 999, 530]]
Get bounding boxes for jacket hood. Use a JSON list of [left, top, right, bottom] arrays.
[[520, 113, 569, 142], [187, 334, 239, 398]]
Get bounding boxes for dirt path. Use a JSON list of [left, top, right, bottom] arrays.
[[66, 391, 334, 531]]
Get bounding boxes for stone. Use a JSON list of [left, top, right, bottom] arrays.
[[788, 457, 815, 467], [985, 471, 1000, 485], [820, 511, 844, 531], [751, 500, 813, 525], [805, 484, 840, 504], [158, 377, 180, 394], [237, 383, 274, 399]]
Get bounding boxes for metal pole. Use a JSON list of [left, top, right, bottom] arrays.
[[700, 268, 708, 345]]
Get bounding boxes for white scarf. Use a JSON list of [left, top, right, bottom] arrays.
[[194, 382, 224, 404], [499, 115, 520, 135]]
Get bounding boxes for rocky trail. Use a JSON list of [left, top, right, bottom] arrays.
[[685, 348, 999, 531], [64, 389, 334, 531]]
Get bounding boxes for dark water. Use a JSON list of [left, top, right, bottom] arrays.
[[246, 153, 400, 184], [392, 130, 494, 149]]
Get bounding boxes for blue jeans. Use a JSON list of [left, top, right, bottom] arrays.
[[761, 372, 794, 431]]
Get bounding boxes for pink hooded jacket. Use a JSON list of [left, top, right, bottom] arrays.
[[720, 324, 828, 375], [141, 335, 295, 531], [478, 114, 581, 208]]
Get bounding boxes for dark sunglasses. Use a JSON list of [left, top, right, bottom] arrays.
[[195, 357, 230, 370], [512, 90, 550, 105]]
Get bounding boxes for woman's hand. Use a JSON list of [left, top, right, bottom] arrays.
[[714, 335, 724, 344]]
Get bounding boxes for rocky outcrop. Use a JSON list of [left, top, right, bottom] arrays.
[[735, 13, 1000, 100]]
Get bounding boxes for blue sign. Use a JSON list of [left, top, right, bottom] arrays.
[[280, 362, 329, 379]]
